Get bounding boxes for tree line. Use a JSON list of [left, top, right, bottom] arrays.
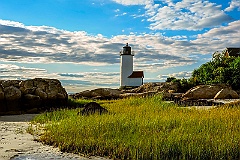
[[166, 50, 240, 91]]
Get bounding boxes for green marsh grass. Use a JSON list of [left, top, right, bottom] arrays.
[[32, 95, 240, 159]]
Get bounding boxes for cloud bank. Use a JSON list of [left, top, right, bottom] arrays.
[[225, 0, 240, 11], [112, 0, 233, 31], [0, 18, 239, 72]]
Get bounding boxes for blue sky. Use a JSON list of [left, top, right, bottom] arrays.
[[0, 0, 239, 93]]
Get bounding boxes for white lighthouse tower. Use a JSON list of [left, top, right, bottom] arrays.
[[120, 43, 144, 87]]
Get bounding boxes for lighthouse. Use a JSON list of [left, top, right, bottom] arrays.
[[120, 43, 144, 87]]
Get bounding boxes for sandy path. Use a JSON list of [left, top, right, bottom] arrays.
[[0, 114, 108, 160]]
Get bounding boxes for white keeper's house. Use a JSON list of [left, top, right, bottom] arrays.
[[120, 43, 144, 87]]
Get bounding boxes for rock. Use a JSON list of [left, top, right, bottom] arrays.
[[19, 79, 36, 94], [162, 92, 182, 101], [214, 88, 239, 99], [182, 84, 228, 100], [4, 86, 22, 101], [57, 93, 67, 99], [123, 82, 180, 94], [22, 94, 41, 110], [1, 80, 21, 88], [0, 102, 7, 113], [71, 88, 121, 99], [24, 94, 41, 100], [34, 78, 48, 90], [0, 85, 4, 100], [79, 102, 108, 115], [74, 90, 92, 98], [3, 86, 21, 112], [71, 82, 184, 100], [45, 79, 68, 100], [0, 78, 68, 115], [46, 81, 60, 99], [35, 88, 48, 100], [92, 88, 121, 99], [26, 108, 39, 114]]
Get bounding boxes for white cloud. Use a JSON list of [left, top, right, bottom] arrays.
[[147, 0, 232, 30], [158, 71, 192, 81], [111, 0, 233, 31], [112, 0, 149, 5], [0, 63, 120, 92], [114, 9, 120, 12], [225, 0, 240, 11], [194, 20, 240, 50], [0, 18, 239, 87], [115, 12, 127, 17], [59, 72, 119, 85], [0, 64, 48, 79]]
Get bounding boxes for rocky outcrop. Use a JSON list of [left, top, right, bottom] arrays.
[[71, 88, 122, 100], [71, 83, 240, 105], [0, 78, 68, 115], [214, 88, 239, 99], [70, 82, 182, 100], [123, 82, 179, 93], [182, 84, 239, 100]]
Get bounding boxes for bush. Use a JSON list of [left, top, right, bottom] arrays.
[[165, 77, 195, 92], [166, 51, 240, 91], [191, 51, 240, 90]]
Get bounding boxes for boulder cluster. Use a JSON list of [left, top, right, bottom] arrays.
[[70, 82, 181, 100], [71, 82, 240, 107], [0, 78, 68, 115]]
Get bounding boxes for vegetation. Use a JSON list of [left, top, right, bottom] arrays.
[[166, 77, 195, 92], [191, 51, 240, 90], [31, 95, 240, 159], [167, 51, 240, 91]]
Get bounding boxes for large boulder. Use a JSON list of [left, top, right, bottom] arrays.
[[0, 85, 6, 112], [182, 84, 228, 100], [71, 82, 182, 100], [34, 78, 48, 90], [92, 88, 121, 99], [0, 85, 4, 100], [72, 88, 121, 99], [0, 78, 68, 115], [3, 86, 22, 112], [124, 82, 179, 93], [214, 88, 239, 99], [35, 88, 48, 100], [1, 80, 21, 88], [4, 86, 22, 101], [19, 79, 36, 94], [22, 94, 41, 109], [45, 79, 68, 100]]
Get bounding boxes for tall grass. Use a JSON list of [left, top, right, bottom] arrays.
[[32, 95, 240, 159]]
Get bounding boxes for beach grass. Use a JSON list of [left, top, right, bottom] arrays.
[[31, 95, 240, 159]]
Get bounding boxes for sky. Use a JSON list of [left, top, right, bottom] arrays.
[[0, 0, 239, 93]]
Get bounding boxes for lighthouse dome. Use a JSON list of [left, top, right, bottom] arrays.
[[122, 43, 132, 55]]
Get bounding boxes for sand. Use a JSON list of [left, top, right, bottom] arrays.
[[0, 114, 108, 160]]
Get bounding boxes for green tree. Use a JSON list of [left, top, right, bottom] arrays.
[[166, 77, 177, 82], [191, 51, 240, 90]]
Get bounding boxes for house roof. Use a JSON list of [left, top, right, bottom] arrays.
[[128, 71, 144, 78], [226, 48, 240, 57]]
